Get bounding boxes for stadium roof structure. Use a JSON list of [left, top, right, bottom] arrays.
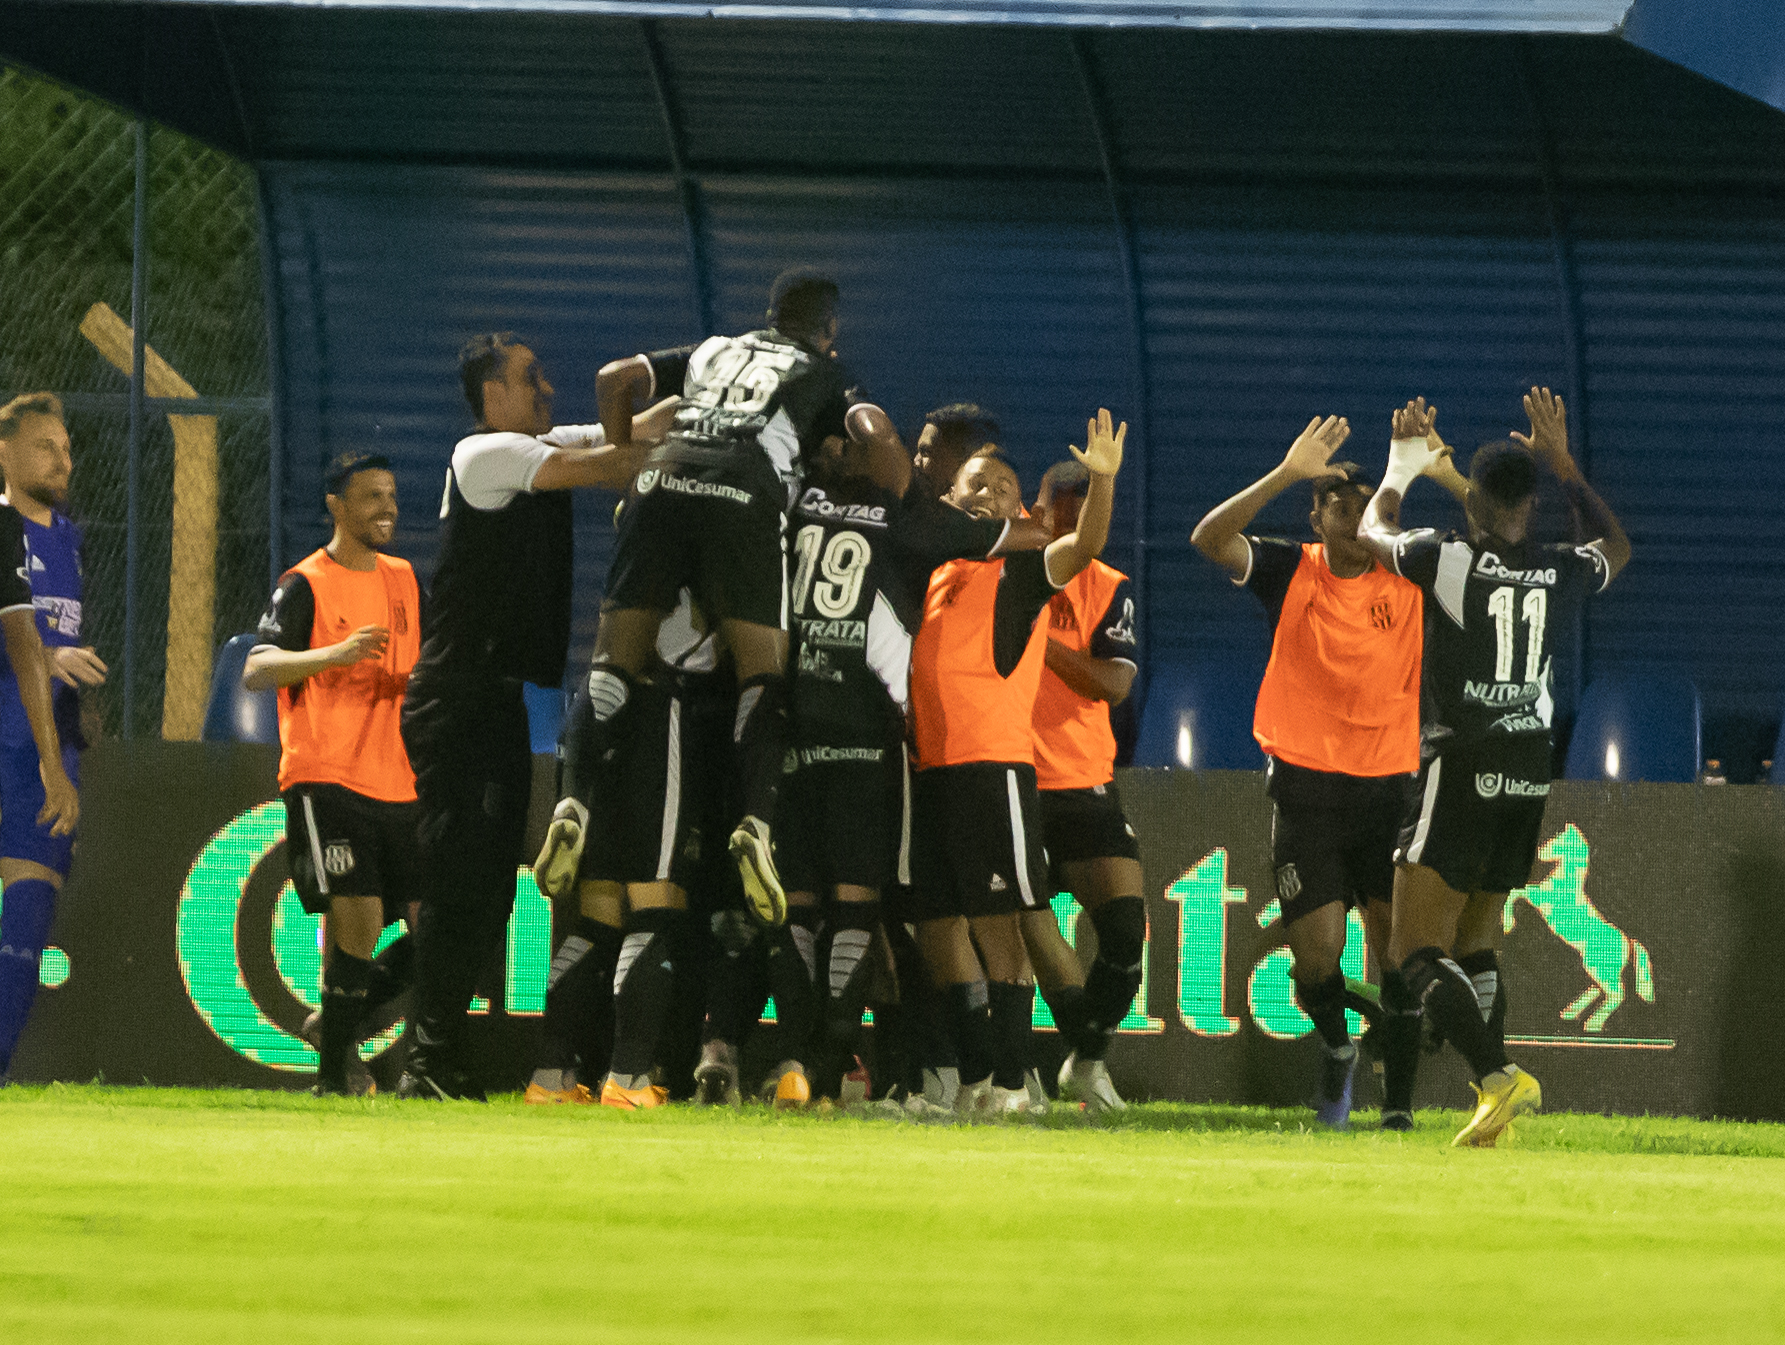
[[6, 0, 1642, 31]]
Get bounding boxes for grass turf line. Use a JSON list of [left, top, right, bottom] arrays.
[[3, 1085, 1783, 1344]]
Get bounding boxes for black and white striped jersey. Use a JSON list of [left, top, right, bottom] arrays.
[[1392, 529, 1610, 750]]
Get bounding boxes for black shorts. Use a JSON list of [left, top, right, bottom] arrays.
[[579, 672, 731, 890], [778, 747, 905, 895], [1039, 781, 1141, 881], [400, 675, 533, 913], [908, 761, 1049, 922], [604, 454, 788, 630], [1395, 738, 1551, 895], [1267, 758, 1410, 924], [282, 782, 420, 923]]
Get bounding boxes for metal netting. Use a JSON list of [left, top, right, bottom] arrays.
[[0, 64, 270, 740]]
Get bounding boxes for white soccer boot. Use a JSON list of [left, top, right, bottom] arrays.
[[532, 797, 589, 900]]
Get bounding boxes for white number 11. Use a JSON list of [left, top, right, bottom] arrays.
[[1488, 585, 1547, 683]]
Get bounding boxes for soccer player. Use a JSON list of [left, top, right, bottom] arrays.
[[534, 271, 885, 932], [245, 451, 421, 1096], [766, 422, 1019, 1108], [908, 411, 1125, 1116], [1191, 414, 1459, 1129], [397, 333, 667, 1101], [1357, 389, 1629, 1146], [1028, 459, 1142, 1116], [0, 394, 87, 1084], [526, 591, 735, 1109]]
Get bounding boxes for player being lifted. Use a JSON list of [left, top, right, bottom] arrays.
[[1028, 459, 1143, 1116], [0, 394, 87, 1084], [764, 415, 1021, 1108], [1192, 414, 1460, 1129], [1358, 389, 1629, 1146], [908, 412, 1125, 1116], [246, 452, 421, 1095]]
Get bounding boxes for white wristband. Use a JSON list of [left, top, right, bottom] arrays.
[[1381, 437, 1430, 495]]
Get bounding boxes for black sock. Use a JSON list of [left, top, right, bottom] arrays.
[[1379, 968, 1421, 1113], [1402, 946, 1509, 1081], [987, 981, 1035, 1091], [539, 916, 621, 1076], [319, 950, 373, 1086], [1457, 949, 1506, 1059], [410, 900, 501, 1081], [608, 908, 690, 1081], [733, 672, 788, 827], [944, 980, 992, 1086], [1083, 897, 1146, 1056], [1041, 983, 1091, 1058], [561, 664, 641, 810], [365, 932, 414, 1018], [704, 909, 766, 1049], [1294, 971, 1351, 1052], [767, 907, 821, 1069], [817, 902, 879, 1095]]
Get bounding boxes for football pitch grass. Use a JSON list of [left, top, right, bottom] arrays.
[[4, 1086, 1783, 1344]]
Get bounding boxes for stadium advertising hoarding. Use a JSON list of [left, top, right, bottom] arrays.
[[11, 743, 1784, 1120]]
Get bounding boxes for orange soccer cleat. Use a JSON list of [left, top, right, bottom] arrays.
[[600, 1077, 669, 1110]]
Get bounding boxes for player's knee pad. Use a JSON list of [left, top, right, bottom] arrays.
[[1089, 896, 1146, 972], [586, 664, 635, 724]]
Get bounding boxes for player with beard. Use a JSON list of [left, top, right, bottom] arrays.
[[246, 452, 421, 1095], [1026, 459, 1143, 1116], [908, 413, 1125, 1116], [1358, 389, 1629, 1146], [1192, 414, 1461, 1128], [764, 424, 1026, 1108], [0, 394, 86, 1084]]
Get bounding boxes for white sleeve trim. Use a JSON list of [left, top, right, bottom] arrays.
[[0, 602, 34, 615], [1580, 542, 1613, 593], [451, 432, 556, 510], [1107, 656, 1139, 671], [635, 352, 655, 400], [1230, 535, 1255, 587], [990, 518, 1012, 556]]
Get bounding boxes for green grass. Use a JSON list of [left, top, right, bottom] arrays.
[[4, 1086, 1784, 1344]]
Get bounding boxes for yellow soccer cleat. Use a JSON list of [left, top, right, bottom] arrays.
[[524, 1081, 596, 1106], [532, 798, 589, 900], [729, 816, 788, 927], [1452, 1064, 1542, 1148], [773, 1065, 811, 1111], [601, 1077, 669, 1111]]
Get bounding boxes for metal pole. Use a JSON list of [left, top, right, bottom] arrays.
[[257, 169, 287, 591], [123, 117, 148, 740], [1072, 33, 1153, 701], [641, 20, 715, 337]]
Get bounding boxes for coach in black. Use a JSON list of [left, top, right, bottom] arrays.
[[397, 333, 666, 1100]]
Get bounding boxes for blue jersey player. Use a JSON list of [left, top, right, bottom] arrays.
[[0, 393, 96, 1082]]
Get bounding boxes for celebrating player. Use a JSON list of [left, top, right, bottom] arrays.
[[245, 452, 421, 1096], [398, 334, 667, 1101], [908, 411, 1125, 1116], [1028, 459, 1143, 1116], [1357, 389, 1630, 1146], [534, 271, 898, 935], [1191, 414, 1462, 1128], [0, 394, 86, 1084]]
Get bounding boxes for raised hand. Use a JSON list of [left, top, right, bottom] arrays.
[[1070, 407, 1127, 477], [1512, 386, 1574, 476], [1280, 414, 1351, 481], [1391, 396, 1438, 442]]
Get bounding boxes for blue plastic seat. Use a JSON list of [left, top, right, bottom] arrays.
[[524, 681, 565, 756], [1563, 671, 1702, 783], [1133, 657, 1265, 770], [202, 632, 280, 745]]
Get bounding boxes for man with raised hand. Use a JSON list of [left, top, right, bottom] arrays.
[[1193, 414, 1461, 1129], [245, 451, 421, 1096], [1027, 458, 1143, 1117], [907, 411, 1124, 1117], [1357, 389, 1629, 1147], [0, 393, 85, 1085]]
